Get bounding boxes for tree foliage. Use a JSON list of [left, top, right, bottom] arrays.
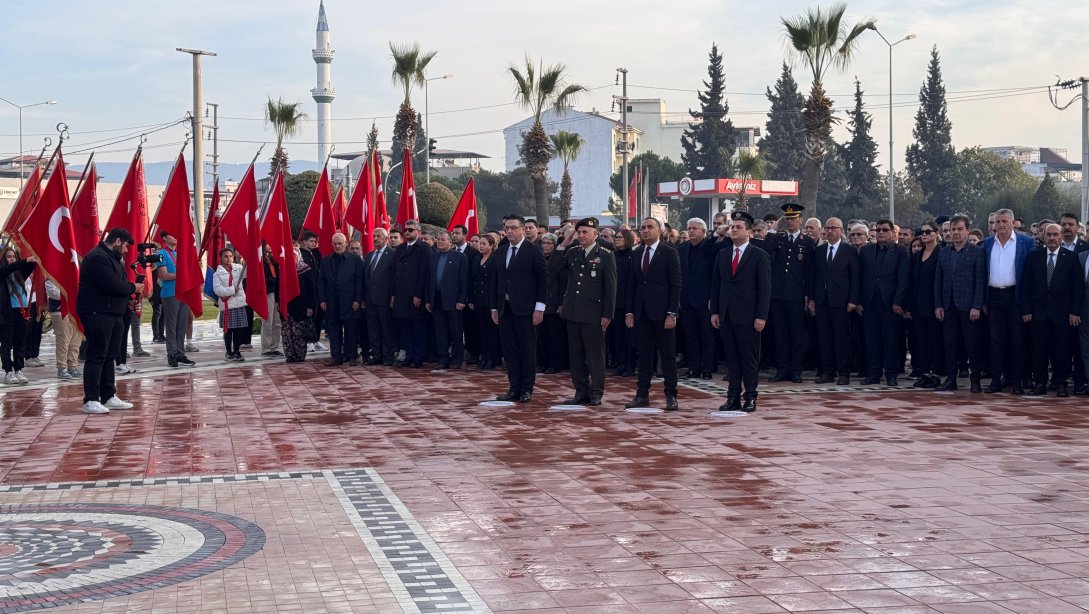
[[680, 43, 737, 181], [472, 168, 554, 228], [264, 97, 308, 176], [389, 42, 436, 156], [905, 46, 956, 215], [1031, 172, 1065, 222], [416, 182, 458, 227], [609, 151, 686, 201], [817, 140, 850, 216], [550, 130, 584, 222], [284, 170, 321, 238], [943, 147, 1038, 223], [758, 63, 807, 210], [843, 79, 884, 220], [877, 171, 929, 227]]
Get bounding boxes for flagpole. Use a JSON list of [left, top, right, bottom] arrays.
[[70, 152, 96, 205], [146, 139, 191, 245]]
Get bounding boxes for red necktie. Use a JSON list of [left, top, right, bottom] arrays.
[[731, 247, 740, 277], [641, 246, 650, 274]]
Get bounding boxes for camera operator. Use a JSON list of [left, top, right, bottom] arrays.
[[76, 228, 139, 415]]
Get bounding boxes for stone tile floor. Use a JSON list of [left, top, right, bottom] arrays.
[[3, 329, 1089, 612]]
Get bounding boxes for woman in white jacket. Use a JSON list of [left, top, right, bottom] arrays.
[[213, 248, 248, 362]]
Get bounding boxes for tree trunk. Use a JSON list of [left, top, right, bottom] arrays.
[[559, 169, 573, 222], [532, 177, 548, 226], [799, 157, 822, 217]]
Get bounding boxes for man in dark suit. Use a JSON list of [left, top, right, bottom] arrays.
[[678, 218, 729, 380], [711, 211, 772, 412], [451, 224, 481, 365], [550, 218, 616, 406], [934, 215, 987, 392], [624, 217, 683, 410], [318, 233, 365, 366], [492, 214, 548, 403], [1060, 213, 1089, 390], [363, 228, 395, 365], [426, 231, 469, 370], [392, 220, 431, 368], [767, 203, 816, 383], [1078, 249, 1089, 395], [1022, 223, 1084, 397], [807, 217, 859, 386], [858, 218, 910, 386], [983, 209, 1035, 394]]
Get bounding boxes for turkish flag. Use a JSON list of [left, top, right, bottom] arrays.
[[301, 165, 335, 256], [333, 185, 349, 237], [374, 151, 390, 231], [2, 163, 44, 237], [69, 161, 101, 256], [150, 153, 204, 317], [345, 157, 371, 250], [17, 151, 82, 331], [201, 182, 224, 299], [395, 148, 418, 229], [627, 166, 641, 220], [104, 148, 151, 297], [217, 163, 268, 320], [447, 177, 479, 236], [260, 169, 300, 318]]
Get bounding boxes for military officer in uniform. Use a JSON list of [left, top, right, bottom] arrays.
[[767, 203, 815, 383], [551, 217, 617, 406]]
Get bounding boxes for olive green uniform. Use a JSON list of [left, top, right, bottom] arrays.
[[549, 243, 617, 401]]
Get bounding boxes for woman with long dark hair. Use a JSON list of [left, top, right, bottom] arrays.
[[610, 229, 637, 376], [907, 221, 944, 388], [469, 234, 500, 369], [0, 247, 38, 385]]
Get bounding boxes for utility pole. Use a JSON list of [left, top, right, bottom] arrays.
[[206, 102, 219, 189], [1048, 77, 1089, 223], [177, 47, 216, 235], [615, 68, 630, 224]]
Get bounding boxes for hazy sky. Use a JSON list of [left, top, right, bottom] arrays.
[[1, 0, 1086, 179]]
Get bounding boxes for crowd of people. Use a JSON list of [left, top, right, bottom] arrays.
[[3, 203, 1087, 417]]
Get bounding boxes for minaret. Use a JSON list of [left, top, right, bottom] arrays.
[[311, 1, 335, 164]]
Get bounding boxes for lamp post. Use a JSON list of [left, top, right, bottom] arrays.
[[869, 27, 915, 222], [424, 74, 453, 184], [0, 97, 57, 190]]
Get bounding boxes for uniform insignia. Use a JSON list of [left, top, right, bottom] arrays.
[[590, 257, 601, 264], [797, 251, 804, 261]]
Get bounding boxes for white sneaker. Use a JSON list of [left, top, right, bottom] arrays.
[[115, 364, 136, 375], [3, 372, 13, 385], [307, 343, 316, 352], [81, 401, 110, 414], [185, 342, 199, 352], [104, 396, 134, 410], [68, 367, 82, 376], [14, 371, 28, 384], [313, 342, 328, 352], [26, 357, 44, 367], [58, 369, 71, 379]]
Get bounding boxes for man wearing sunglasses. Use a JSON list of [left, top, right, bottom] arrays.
[[858, 219, 910, 386], [392, 220, 432, 368]]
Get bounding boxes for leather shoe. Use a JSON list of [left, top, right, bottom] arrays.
[[836, 376, 851, 386], [885, 377, 898, 387], [741, 398, 757, 412], [815, 375, 835, 384], [935, 378, 958, 391], [701, 372, 712, 380], [588, 397, 602, 406], [863, 377, 881, 385], [1075, 385, 1089, 396], [718, 398, 741, 411], [1026, 386, 1046, 396], [624, 395, 649, 408], [665, 396, 679, 411], [970, 379, 982, 393], [790, 376, 804, 383], [1057, 386, 1070, 398], [518, 392, 533, 403], [1010, 386, 1025, 395], [769, 373, 788, 382], [563, 396, 590, 405], [984, 382, 1002, 394], [680, 369, 698, 379], [495, 391, 519, 402]]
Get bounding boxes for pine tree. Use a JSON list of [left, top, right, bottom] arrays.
[[758, 62, 807, 207], [1031, 171, 1064, 221], [680, 43, 737, 179], [843, 78, 884, 221], [906, 45, 955, 214], [366, 122, 379, 153], [817, 140, 850, 215]]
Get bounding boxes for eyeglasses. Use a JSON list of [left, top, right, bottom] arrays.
[[876, 228, 892, 233], [503, 225, 520, 231], [920, 229, 934, 235], [639, 225, 657, 230], [848, 232, 865, 237], [405, 228, 419, 233]]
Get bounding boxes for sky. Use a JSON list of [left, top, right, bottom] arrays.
[[1, 0, 1086, 183]]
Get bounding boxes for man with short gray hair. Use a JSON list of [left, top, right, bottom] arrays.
[[319, 232, 365, 365], [678, 217, 727, 380]]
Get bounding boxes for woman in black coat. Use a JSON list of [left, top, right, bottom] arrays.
[[469, 234, 500, 369], [537, 233, 568, 373], [609, 229, 637, 376], [283, 247, 320, 363], [906, 221, 944, 388], [0, 247, 38, 384]]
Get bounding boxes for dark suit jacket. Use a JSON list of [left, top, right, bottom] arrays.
[[362, 246, 394, 307], [710, 243, 772, 325], [626, 241, 682, 320], [1063, 239, 1089, 254], [427, 249, 469, 311], [1081, 251, 1089, 318], [859, 243, 910, 307], [983, 233, 1035, 306], [392, 240, 431, 319], [318, 251, 364, 319], [1021, 247, 1084, 322], [678, 237, 728, 310], [934, 243, 986, 311], [809, 241, 860, 308], [493, 239, 547, 317], [767, 232, 816, 302]]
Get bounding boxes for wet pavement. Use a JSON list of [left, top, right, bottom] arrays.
[[3, 334, 1089, 612]]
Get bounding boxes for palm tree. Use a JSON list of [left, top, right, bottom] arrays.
[[390, 42, 437, 154], [265, 97, 308, 175], [781, 3, 874, 215], [509, 56, 586, 224], [550, 131, 584, 222], [733, 149, 771, 212]]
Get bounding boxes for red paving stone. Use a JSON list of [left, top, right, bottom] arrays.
[[4, 361, 1089, 612]]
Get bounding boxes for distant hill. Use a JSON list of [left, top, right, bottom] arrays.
[[94, 160, 325, 186]]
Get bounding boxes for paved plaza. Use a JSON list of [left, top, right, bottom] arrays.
[[3, 331, 1089, 612]]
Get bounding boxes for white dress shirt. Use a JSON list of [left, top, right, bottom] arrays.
[[989, 236, 1017, 288]]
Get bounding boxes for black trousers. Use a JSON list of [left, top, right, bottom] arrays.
[[610, 308, 636, 371], [814, 302, 851, 377], [151, 299, 164, 339], [433, 302, 465, 367], [567, 319, 606, 399], [863, 298, 901, 379], [539, 314, 568, 371], [396, 318, 426, 363], [987, 288, 1023, 386], [327, 316, 360, 362], [474, 307, 501, 364], [81, 312, 124, 403], [0, 310, 27, 372], [720, 320, 760, 399], [224, 327, 246, 354], [680, 305, 714, 373], [635, 316, 678, 396], [25, 313, 43, 359], [912, 315, 945, 375], [463, 307, 480, 360], [943, 309, 981, 379], [499, 305, 536, 394], [366, 303, 395, 364], [771, 298, 807, 377], [1033, 319, 1074, 386]]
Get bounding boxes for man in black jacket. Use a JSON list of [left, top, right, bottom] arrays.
[[858, 219, 911, 387], [363, 228, 396, 365], [319, 233, 365, 366], [76, 228, 138, 415], [492, 214, 547, 403], [392, 220, 431, 367], [807, 217, 860, 385], [1023, 223, 1084, 396]]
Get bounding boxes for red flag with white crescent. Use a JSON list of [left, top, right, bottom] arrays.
[[447, 177, 479, 236], [69, 161, 101, 256], [345, 157, 371, 250], [218, 163, 268, 320], [104, 148, 151, 298], [259, 169, 300, 318], [150, 153, 204, 317], [395, 148, 418, 229], [300, 165, 336, 256]]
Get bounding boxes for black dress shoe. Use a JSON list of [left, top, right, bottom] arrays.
[[1026, 386, 1046, 396], [790, 376, 804, 383], [836, 376, 851, 386], [769, 373, 788, 382], [701, 372, 712, 380], [935, 378, 958, 391], [665, 396, 679, 411], [984, 382, 1002, 393], [815, 375, 835, 384], [864, 377, 881, 385], [970, 379, 982, 393], [518, 392, 533, 403], [588, 397, 602, 406], [1010, 386, 1025, 395], [495, 391, 519, 401], [1057, 386, 1070, 398], [625, 395, 649, 408], [366, 358, 382, 366], [718, 398, 741, 411], [741, 398, 757, 412], [562, 396, 590, 405], [1075, 385, 1089, 396], [885, 377, 898, 387]]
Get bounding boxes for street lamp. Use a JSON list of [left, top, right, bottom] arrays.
[[424, 74, 453, 184], [0, 97, 58, 190], [869, 26, 915, 222]]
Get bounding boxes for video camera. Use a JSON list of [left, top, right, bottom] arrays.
[[129, 242, 162, 286]]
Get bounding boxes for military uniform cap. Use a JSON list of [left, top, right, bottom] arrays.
[[780, 203, 805, 218], [731, 210, 755, 225], [575, 217, 599, 230]]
